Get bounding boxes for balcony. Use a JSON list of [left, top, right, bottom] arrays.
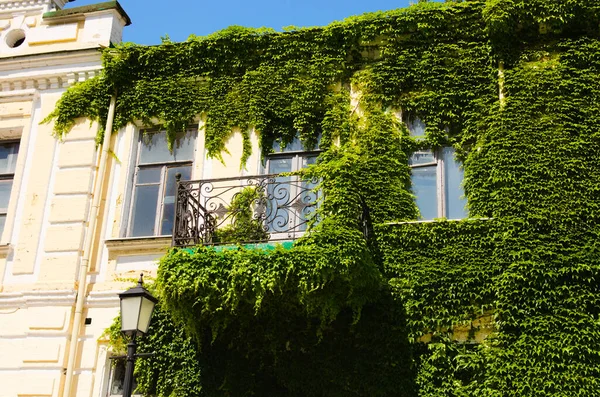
[[172, 174, 320, 247]]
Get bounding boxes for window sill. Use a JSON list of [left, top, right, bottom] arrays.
[[105, 236, 173, 256], [0, 243, 11, 259], [383, 217, 492, 226]]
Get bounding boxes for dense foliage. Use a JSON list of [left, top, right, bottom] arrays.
[[56, 0, 600, 395], [211, 187, 270, 244]]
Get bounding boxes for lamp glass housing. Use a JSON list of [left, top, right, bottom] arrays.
[[138, 297, 155, 334], [119, 277, 157, 336]]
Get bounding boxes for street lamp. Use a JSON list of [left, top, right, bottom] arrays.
[[118, 274, 158, 397]]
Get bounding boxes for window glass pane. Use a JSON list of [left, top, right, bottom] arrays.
[[139, 130, 195, 164], [110, 359, 125, 395], [0, 180, 13, 210], [130, 185, 160, 237], [406, 117, 426, 138], [0, 142, 19, 174], [273, 137, 304, 153], [265, 152, 321, 234], [442, 147, 467, 219], [272, 133, 321, 153], [412, 166, 438, 220], [298, 155, 319, 231], [409, 150, 436, 166], [110, 359, 138, 396], [298, 181, 318, 231], [268, 156, 294, 175], [265, 156, 292, 232], [302, 155, 318, 168], [137, 167, 161, 184], [0, 214, 6, 236], [160, 166, 192, 235], [0, 146, 9, 173]]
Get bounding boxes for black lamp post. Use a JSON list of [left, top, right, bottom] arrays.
[[118, 274, 158, 397]]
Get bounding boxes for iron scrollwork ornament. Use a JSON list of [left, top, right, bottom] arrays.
[[172, 173, 320, 247]]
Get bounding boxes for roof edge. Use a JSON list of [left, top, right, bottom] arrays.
[[43, 1, 132, 26]]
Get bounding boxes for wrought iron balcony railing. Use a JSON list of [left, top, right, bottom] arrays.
[[172, 174, 320, 247]]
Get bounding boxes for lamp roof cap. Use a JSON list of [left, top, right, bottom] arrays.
[[118, 274, 158, 303]]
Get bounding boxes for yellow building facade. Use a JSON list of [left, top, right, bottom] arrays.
[[0, 1, 149, 396]]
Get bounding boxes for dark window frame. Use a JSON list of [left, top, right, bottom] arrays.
[[126, 129, 196, 237], [404, 116, 467, 220]]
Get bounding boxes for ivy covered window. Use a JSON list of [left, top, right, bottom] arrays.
[[266, 136, 320, 177], [407, 118, 467, 220], [127, 129, 196, 237], [0, 141, 19, 236]]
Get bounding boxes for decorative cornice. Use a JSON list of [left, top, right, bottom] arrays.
[[0, 69, 99, 94], [0, 47, 102, 71], [0, 48, 102, 96], [0, 0, 51, 13]]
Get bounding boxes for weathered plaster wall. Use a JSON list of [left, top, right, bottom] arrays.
[[0, 2, 134, 396]]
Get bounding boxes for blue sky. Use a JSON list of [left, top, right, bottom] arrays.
[[67, 0, 419, 45]]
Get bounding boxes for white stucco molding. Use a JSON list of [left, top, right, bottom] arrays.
[[85, 290, 120, 308], [0, 87, 38, 103], [0, 288, 124, 310], [105, 236, 173, 256], [0, 289, 76, 308]]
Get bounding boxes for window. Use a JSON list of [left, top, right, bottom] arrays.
[[263, 136, 321, 235], [106, 358, 139, 396], [127, 129, 195, 237], [0, 141, 19, 236], [406, 118, 467, 220]]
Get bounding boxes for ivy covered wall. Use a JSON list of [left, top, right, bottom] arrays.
[[58, 0, 600, 395]]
